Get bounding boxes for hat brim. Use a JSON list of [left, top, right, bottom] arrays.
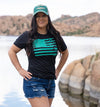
[[34, 10, 48, 16]]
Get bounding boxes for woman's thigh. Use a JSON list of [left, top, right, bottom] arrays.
[[28, 96, 50, 107], [48, 98, 53, 106]]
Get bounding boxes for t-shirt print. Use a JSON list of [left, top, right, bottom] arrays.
[[32, 38, 58, 56]]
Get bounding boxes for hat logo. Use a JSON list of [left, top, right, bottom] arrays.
[[37, 7, 45, 10]]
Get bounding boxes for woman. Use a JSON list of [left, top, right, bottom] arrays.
[[8, 4, 68, 107]]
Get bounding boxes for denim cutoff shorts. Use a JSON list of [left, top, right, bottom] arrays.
[[23, 77, 55, 98]]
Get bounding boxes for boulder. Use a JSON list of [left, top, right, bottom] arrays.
[[61, 92, 84, 107], [83, 75, 91, 99], [69, 63, 85, 95], [68, 95, 84, 107], [82, 55, 92, 70], [90, 60, 100, 104], [59, 52, 100, 105], [98, 100, 100, 107], [59, 60, 81, 91]]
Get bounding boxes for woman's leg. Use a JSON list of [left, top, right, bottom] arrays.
[[28, 96, 50, 107], [48, 98, 53, 106]]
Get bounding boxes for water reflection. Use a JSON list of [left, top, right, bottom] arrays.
[[1, 92, 30, 107], [59, 88, 98, 107]]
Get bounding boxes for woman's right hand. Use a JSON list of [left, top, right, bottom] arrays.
[[18, 68, 32, 80]]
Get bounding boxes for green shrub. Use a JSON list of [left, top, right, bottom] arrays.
[[66, 29, 84, 36]]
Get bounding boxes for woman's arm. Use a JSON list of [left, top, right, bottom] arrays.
[[55, 49, 69, 79], [8, 44, 32, 80]]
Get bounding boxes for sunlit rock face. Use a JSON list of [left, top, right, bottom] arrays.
[[59, 52, 100, 104], [69, 63, 85, 95], [90, 60, 100, 103]]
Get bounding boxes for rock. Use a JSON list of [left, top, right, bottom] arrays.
[[98, 100, 100, 107], [82, 55, 92, 70], [60, 93, 71, 106], [95, 52, 100, 60], [68, 95, 84, 107], [59, 52, 100, 104], [83, 76, 91, 100], [85, 69, 91, 77], [61, 92, 84, 107], [98, 53, 100, 59], [90, 60, 100, 104], [69, 63, 85, 95], [84, 100, 90, 107], [0, 15, 31, 36], [59, 60, 81, 91], [90, 55, 95, 66]]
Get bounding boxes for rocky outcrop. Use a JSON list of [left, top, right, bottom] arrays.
[[59, 52, 100, 104], [1, 12, 100, 36], [0, 14, 32, 36], [53, 12, 100, 36]]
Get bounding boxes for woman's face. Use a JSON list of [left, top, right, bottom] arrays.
[[36, 12, 48, 29]]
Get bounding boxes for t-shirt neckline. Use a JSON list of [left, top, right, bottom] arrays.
[[37, 32, 48, 36]]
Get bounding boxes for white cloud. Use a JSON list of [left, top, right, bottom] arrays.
[[0, 0, 100, 20]]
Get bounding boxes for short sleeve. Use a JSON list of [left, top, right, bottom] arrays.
[[61, 37, 67, 52], [14, 31, 29, 49], [59, 36, 67, 52]]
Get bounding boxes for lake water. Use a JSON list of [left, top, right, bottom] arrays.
[[0, 36, 100, 107]]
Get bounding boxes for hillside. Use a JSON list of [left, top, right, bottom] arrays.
[[0, 12, 100, 37]]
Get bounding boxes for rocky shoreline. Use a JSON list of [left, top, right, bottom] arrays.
[[59, 52, 100, 105]]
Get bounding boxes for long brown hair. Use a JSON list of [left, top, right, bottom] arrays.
[[26, 14, 64, 56]]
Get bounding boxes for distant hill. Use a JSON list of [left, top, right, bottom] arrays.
[[0, 12, 100, 37], [0, 14, 32, 36], [53, 12, 100, 37]]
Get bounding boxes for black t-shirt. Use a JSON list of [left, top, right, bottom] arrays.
[[14, 31, 67, 79]]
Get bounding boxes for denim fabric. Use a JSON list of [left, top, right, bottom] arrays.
[[23, 77, 55, 98]]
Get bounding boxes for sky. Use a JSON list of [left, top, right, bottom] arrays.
[[0, 0, 100, 20]]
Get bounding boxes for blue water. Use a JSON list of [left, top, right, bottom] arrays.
[[0, 36, 100, 107]]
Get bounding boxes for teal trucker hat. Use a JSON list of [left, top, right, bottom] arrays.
[[33, 5, 49, 15]]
